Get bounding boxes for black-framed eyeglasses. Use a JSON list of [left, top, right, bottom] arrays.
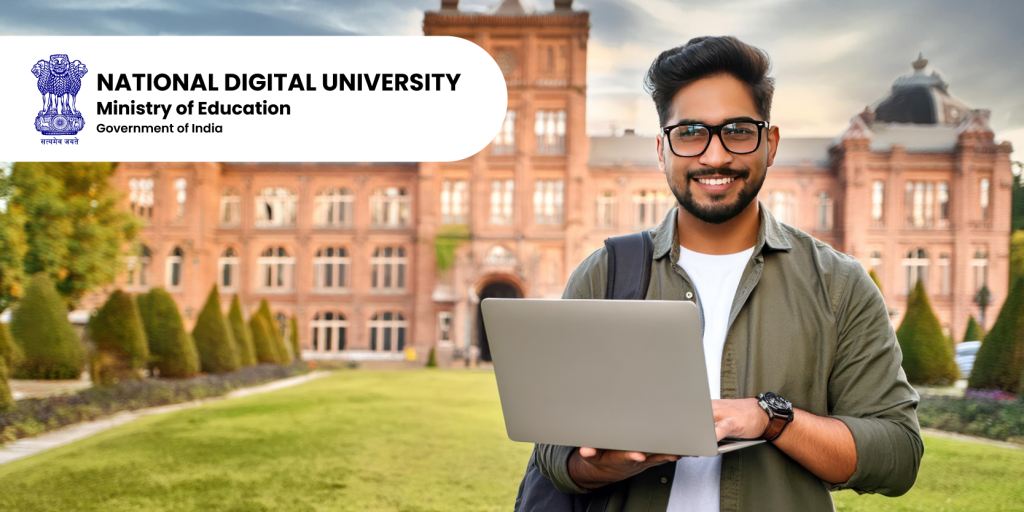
[[662, 120, 769, 158]]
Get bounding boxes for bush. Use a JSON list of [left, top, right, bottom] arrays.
[[137, 288, 200, 378], [917, 394, 1024, 443], [896, 280, 959, 385], [289, 316, 302, 362], [257, 300, 291, 365], [9, 274, 83, 379], [249, 312, 282, 364], [970, 277, 1024, 392], [191, 285, 240, 374], [227, 296, 257, 368], [88, 290, 149, 386], [0, 357, 13, 412], [868, 268, 882, 292], [0, 320, 24, 370], [426, 347, 438, 368], [963, 315, 985, 343]]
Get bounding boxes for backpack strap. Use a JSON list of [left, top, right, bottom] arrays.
[[603, 231, 654, 301]]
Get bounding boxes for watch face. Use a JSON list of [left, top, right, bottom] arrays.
[[762, 392, 791, 411]]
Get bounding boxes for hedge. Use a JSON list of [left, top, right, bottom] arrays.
[[969, 277, 1024, 392], [895, 280, 959, 385], [0, 321, 23, 370], [0, 357, 13, 412], [962, 315, 985, 343], [289, 316, 302, 362], [88, 289, 149, 386], [191, 285, 240, 374], [9, 274, 83, 379], [257, 300, 291, 365], [917, 393, 1024, 444], [868, 268, 882, 292], [137, 288, 200, 378], [249, 312, 283, 364], [426, 347, 438, 368], [228, 295, 257, 368]]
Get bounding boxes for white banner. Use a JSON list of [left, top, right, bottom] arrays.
[[0, 36, 508, 162]]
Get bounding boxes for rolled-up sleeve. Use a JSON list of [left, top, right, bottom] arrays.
[[828, 260, 923, 496]]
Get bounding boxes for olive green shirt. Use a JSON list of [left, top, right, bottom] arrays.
[[533, 204, 922, 512]]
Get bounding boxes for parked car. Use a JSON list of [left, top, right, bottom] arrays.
[[955, 341, 982, 379]]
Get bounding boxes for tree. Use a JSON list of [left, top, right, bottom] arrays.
[[868, 269, 882, 293], [1011, 162, 1024, 232], [1011, 230, 1024, 290], [191, 285, 239, 374], [426, 346, 438, 368], [136, 288, 200, 378], [895, 281, 959, 385], [227, 296, 257, 367], [0, 164, 28, 313], [257, 300, 290, 365], [249, 313, 282, 364], [969, 277, 1024, 393], [289, 316, 302, 362], [0, 356, 13, 412], [4, 162, 142, 309], [0, 320, 24, 371], [9, 274, 83, 379], [88, 289, 149, 386], [962, 315, 984, 343]]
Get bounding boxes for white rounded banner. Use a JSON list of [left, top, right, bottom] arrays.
[[0, 37, 508, 162]]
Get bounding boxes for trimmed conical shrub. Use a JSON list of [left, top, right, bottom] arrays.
[[228, 296, 257, 367], [9, 274, 83, 379], [969, 277, 1024, 392], [0, 321, 24, 370], [257, 300, 291, 364], [962, 315, 985, 343], [137, 288, 200, 378], [191, 285, 240, 374], [289, 316, 302, 362], [426, 346, 438, 368], [249, 312, 282, 364], [895, 280, 959, 385], [88, 289, 149, 386], [868, 269, 882, 292], [0, 357, 13, 412]]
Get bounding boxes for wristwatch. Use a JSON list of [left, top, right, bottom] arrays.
[[756, 392, 794, 442]]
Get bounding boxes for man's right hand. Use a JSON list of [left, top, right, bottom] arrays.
[[568, 447, 682, 489]]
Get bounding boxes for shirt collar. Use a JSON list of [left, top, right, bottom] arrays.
[[651, 201, 793, 261]]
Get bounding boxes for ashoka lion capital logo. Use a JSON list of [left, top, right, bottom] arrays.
[[32, 54, 88, 135]]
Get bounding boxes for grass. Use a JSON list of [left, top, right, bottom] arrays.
[[0, 370, 1022, 511]]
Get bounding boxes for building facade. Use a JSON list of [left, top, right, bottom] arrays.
[[105, 0, 1012, 363]]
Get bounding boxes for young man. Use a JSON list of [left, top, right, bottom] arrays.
[[529, 36, 922, 511]]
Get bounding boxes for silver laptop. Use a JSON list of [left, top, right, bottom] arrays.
[[481, 298, 764, 457]]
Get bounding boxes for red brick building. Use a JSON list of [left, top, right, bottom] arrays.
[[107, 0, 1013, 364]]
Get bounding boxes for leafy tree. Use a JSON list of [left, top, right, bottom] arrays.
[[191, 285, 239, 374], [257, 300, 290, 364], [426, 346, 438, 368], [4, 162, 142, 309], [227, 296, 257, 367], [137, 288, 200, 378], [0, 164, 28, 313], [88, 289, 149, 386], [249, 312, 282, 364], [9, 274, 82, 379], [1011, 230, 1024, 290], [0, 320, 24, 370], [962, 315, 985, 343], [289, 316, 302, 362], [868, 269, 882, 293], [895, 281, 959, 385], [1012, 162, 1024, 232], [969, 277, 1024, 392], [0, 356, 13, 412]]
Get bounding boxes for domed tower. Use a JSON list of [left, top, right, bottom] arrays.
[[873, 53, 972, 126]]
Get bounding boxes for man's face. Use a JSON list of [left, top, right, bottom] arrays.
[[656, 73, 780, 224]]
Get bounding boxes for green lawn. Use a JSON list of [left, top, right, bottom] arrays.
[[0, 370, 1022, 511]]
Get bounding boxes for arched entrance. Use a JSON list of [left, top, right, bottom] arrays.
[[475, 280, 522, 362]]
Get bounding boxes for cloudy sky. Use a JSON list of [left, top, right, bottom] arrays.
[[3, 0, 1022, 158]]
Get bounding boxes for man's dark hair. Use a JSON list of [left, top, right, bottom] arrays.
[[644, 36, 775, 127]]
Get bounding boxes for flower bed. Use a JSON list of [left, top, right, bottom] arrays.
[[0, 362, 312, 445], [918, 391, 1024, 444]]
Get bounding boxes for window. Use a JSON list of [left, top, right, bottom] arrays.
[[871, 181, 884, 226], [370, 187, 410, 228], [938, 182, 950, 227], [492, 110, 516, 155], [218, 247, 239, 291], [903, 249, 929, 294], [437, 311, 453, 347], [369, 312, 406, 352], [596, 191, 617, 229], [534, 179, 564, 225], [484, 246, 516, 266], [904, 181, 949, 228], [313, 247, 350, 292], [371, 246, 407, 292], [311, 312, 347, 352], [167, 247, 184, 290], [220, 188, 240, 227], [313, 187, 353, 228], [817, 192, 833, 230], [441, 179, 468, 224], [939, 253, 951, 296], [257, 247, 294, 292], [633, 190, 675, 230], [128, 178, 154, 218], [972, 248, 988, 293], [535, 110, 566, 155], [255, 187, 297, 228], [490, 179, 515, 225], [126, 245, 152, 290], [767, 190, 796, 224], [174, 178, 187, 221], [980, 178, 990, 221]]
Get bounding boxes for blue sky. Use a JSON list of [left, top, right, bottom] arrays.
[[3, 0, 1022, 157]]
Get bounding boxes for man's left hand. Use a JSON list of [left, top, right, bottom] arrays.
[[712, 398, 769, 441]]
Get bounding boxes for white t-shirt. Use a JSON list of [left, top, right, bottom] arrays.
[[665, 245, 754, 512]]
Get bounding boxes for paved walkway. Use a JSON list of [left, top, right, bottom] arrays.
[[9, 378, 92, 400], [0, 371, 330, 466]]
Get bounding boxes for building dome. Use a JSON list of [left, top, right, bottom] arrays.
[[873, 54, 972, 126]]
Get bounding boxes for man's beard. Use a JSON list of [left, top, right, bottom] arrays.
[[670, 167, 766, 224]]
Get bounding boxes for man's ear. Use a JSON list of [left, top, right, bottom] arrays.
[[656, 135, 666, 174], [766, 125, 781, 168]]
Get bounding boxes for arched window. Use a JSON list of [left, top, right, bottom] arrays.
[[128, 178, 154, 218], [817, 191, 833, 230], [311, 312, 347, 352], [218, 247, 239, 291], [257, 247, 294, 291], [903, 248, 929, 294], [220, 188, 240, 227], [371, 247, 407, 292], [596, 190, 617, 229], [370, 187, 410, 228], [167, 247, 184, 290], [369, 312, 406, 352], [314, 247, 350, 292], [174, 178, 187, 221], [484, 246, 516, 266], [255, 187, 297, 228], [126, 245, 152, 290], [314, 187, 353, 228]]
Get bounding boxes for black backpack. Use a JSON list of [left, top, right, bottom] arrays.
[[513, 231, 654, 512]]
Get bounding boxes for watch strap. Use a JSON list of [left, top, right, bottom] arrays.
[[761, 410, 792, 441]]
